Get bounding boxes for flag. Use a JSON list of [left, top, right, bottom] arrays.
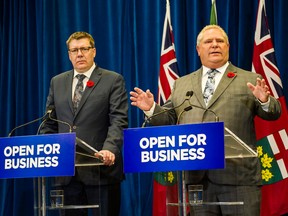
[[153, 1, 180, 215], [252, 0, 288, 215], [210, 0, 218, 25], [156, 2, 179, 105]]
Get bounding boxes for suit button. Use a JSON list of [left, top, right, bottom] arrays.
[[73, 126, 77, 129]]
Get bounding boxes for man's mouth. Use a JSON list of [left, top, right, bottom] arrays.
[[210, 51, 221, 55], [77, 60, 86, 64]]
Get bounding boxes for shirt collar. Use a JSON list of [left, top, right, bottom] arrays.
[[202, 61, 229, 76], [73, 63, 96, 79]]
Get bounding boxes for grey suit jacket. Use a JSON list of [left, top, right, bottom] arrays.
[[41, 65, 128, 186], [151, 63, 281, 185]]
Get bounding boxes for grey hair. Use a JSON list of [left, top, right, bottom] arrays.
[[196, 25, 229, 46]]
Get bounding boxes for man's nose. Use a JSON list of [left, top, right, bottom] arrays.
[[212, 39, 218, 47], [76, 50, 84, 57]]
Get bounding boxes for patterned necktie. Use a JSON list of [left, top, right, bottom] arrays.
[[203, 69, 218, 104], [73, 74, 86, 113]]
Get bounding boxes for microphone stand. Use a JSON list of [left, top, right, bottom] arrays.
[[8, 113, 50, 137], [176, 106, 193, 125], [140, 91, 194, 215], [47, 111, 72, 132], [187, 101, 219, 122], [141, 106, 175, 127], [36, 107, 105, 214], [175, 105, 193, 216], [142, 91, 194, 127], [177, 99, 218, 214], [48, 110, 104, 161]]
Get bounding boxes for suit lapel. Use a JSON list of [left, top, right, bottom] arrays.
[[74, 66, 102, 116], [191, 68, 206, 108], [207, 63, 237, 108], [66, 71, 75, 114]]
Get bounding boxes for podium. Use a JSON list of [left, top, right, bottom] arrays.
[[224, 127, 257, 158], [34, 160, 104, 215], [0, 133, 103, 216], [34, 136, 104, 216], [166, 126, 258, 215], [123, 122, 258, 216]]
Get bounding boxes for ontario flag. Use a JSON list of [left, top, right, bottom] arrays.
[[152, 1, 180, 216], [252, 0, 288, 215]]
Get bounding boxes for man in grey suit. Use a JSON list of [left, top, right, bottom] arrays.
[[41, 31, 128, 216], [130, 25, 281, 215]]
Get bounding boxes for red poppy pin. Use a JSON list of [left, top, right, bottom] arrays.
[[227, 72, 236, 78], [87, 80, 94, 88]]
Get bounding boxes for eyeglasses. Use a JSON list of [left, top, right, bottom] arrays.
[[69, 47, 93, 55]]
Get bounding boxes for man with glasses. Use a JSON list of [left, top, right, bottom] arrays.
[[41, 31, 128, 216]]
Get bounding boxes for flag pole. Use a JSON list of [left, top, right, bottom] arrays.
[[153, 0, 180, 215], [210, 0, 218, 25], [164, 1, 187, 215]]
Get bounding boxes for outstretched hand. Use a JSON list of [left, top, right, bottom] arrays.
[[247, 78, 270, 103], [130, 87, 155, 111]]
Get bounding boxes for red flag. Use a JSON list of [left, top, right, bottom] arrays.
[[252, 0, 288, 215], [153, 1, 180, 216]]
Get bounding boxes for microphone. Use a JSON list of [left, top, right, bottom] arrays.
[[36, 107, 54, 134], [38, 105, 72, 133], [42, 106, 103, 161], [8, 109, 52, 137], [192, 104, 219, 122], [185, 92, 219, 122], [141, 91, 193, 127], [48, 110, 72, 133], [176, 106, 193, 125]]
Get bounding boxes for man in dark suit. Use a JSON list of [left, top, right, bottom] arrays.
[[41, 31, 128, 216], [130, 25, 281, 215]]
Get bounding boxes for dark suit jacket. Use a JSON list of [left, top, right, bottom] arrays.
[[151, 63, 281, 186], [41, 65, 128, 186]]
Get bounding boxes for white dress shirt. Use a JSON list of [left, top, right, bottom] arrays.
[[72, 63, 95, 99]]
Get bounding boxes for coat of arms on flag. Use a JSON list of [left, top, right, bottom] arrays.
[[252, 0, 288, 215], [252, 0, 288, 186]]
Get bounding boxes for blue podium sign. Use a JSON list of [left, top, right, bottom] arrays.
[[123, 122, 225, 173], [0, 133, 76, 179]]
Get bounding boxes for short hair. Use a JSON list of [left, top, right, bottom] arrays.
[[66, 32, 95, 49], [196, 25, 229, 46]]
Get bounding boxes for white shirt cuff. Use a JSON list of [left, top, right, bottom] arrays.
[[258, 97, 270, 112], [144, 102, 156, 117]]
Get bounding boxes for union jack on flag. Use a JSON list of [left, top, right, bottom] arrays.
[[252, 1, 288, 215], [157, 3, 179, 105], [252, 0, 288, 185], [252, 3, 283, 100]]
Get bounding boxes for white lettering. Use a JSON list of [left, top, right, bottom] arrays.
[[36, 143, 60, 155], [179, 134, 207, 147], [4, 145, 34, 157], [4, 156, 60, 169], [139, 136, 176, 149], [140, 148, 206, 163]]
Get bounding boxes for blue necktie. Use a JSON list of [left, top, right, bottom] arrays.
[[73, 74, 86, 113], [203, 69, 218, 105]]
